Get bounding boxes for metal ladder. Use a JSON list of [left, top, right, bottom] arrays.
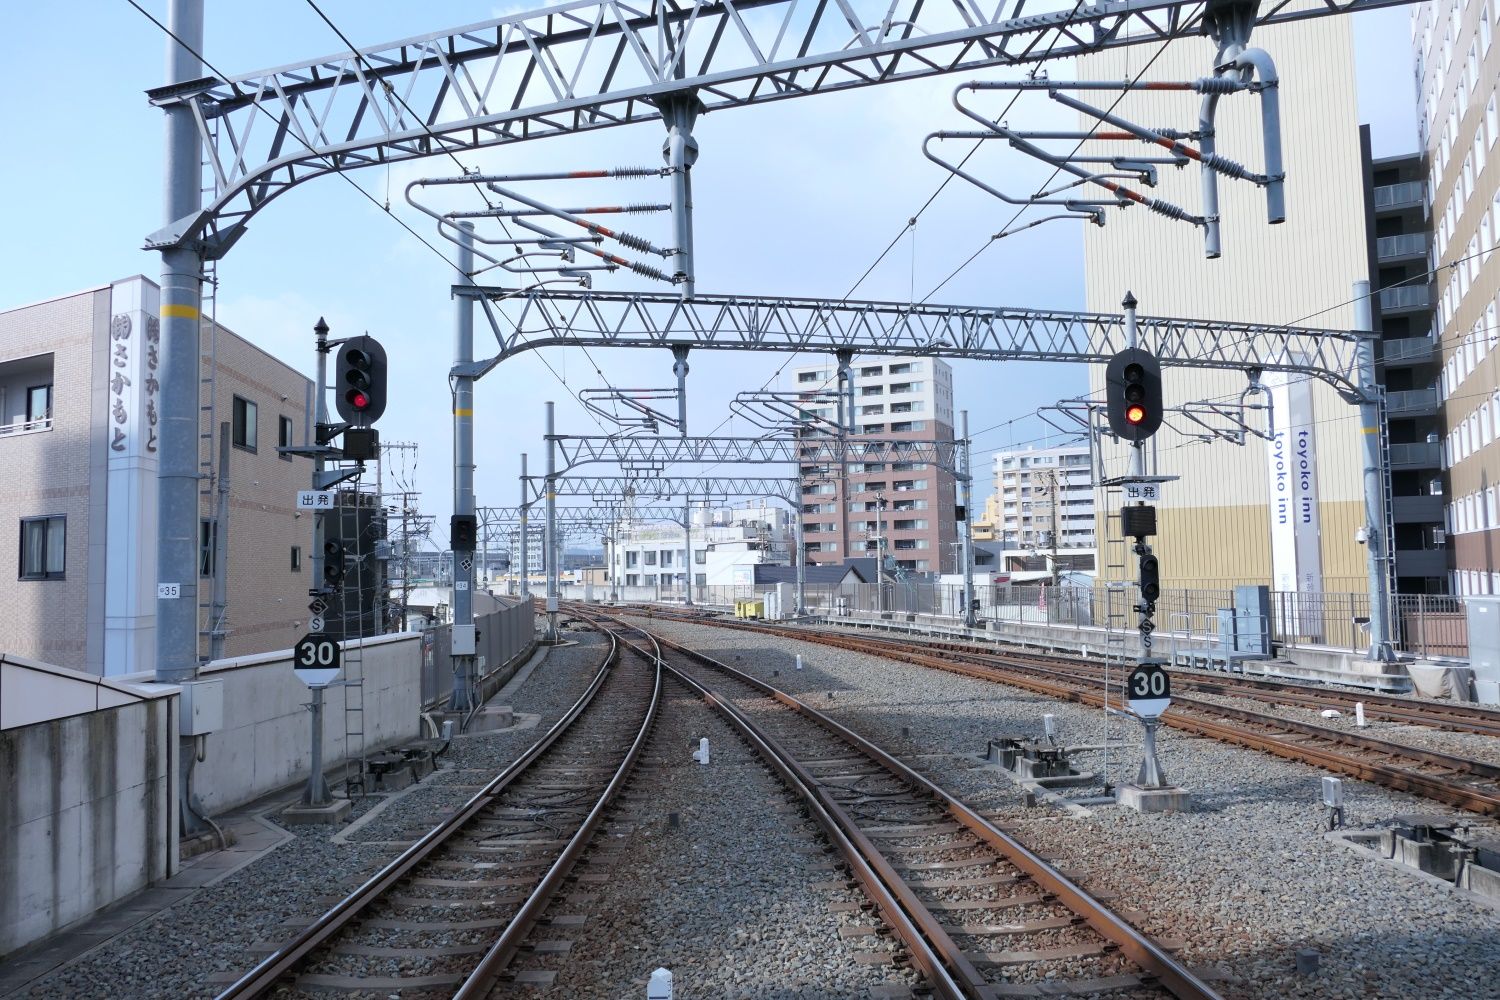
[[1100, 481, 1133, 793], [337, 486, 369, 797], [196, 118, 226, 662]]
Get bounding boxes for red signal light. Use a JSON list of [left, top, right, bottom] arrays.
[[347, 390, 370, 411], [1126, 404, 1147, 425]]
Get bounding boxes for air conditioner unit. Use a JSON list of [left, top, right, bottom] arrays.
[[1433, 528, 1447, 545]]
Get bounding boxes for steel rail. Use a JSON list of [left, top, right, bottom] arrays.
[[454, 622, 662, 997], [579, 609, 975, 1000], [628, 612, 1500, 816], [863, 633, 1500, 739], [589, 606, 1222, 1000], [215, 629, 626, 999]]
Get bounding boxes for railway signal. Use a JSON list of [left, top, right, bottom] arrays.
[[1105, 347, 1163, 442], [323, 538, 347, 588], [335, 335, 389, 426]]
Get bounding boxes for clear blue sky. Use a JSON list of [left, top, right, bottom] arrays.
[[0, 2, 1419, 530]]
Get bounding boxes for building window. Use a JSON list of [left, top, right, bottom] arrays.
[[695, 550, 706, 565], [625, 551, 638, 567], [279, 415, 295, 459], [232, 395, 258, 452], [19, 515, 65, 580], [25, 384, 52, 429], [694, 573, 707, 586], [797, 371, 821, 384], [644, 550, 657, 566], [200, 518, 217, 577], [291, 545, 302, 572]]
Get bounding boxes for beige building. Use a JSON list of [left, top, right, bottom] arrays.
[[1413, 0, 1500, 596], [1080, 17, 1371, 593], [0, 277, 313, 674]]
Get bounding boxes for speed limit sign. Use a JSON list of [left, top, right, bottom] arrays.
[[293, 633, 342, 688], [1126, 660, 1171, 717]]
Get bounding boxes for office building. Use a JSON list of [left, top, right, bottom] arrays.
[[790, 357, 959, 574], [0, 276, 313, 673], [1412, 0, 1500, 595]]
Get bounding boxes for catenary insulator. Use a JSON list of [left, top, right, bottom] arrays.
[[631, 261, 671, 281], [609, 166, 665, 178], [1147, 200, 1194, 222], [1201, 152, 1252, 180], [616, 231, 653, 252], [1193, 76, 1244, 94]]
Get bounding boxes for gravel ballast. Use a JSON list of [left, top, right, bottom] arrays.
[[14, 628, 607, 1000], [519, 670, 920, 999], [633, 614, 1500, 1000]]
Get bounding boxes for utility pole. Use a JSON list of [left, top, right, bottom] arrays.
[[1354, 281, 1396, 661], [519, 454, 530, 598], [960, 410, 976, 628], [874, 490, 887, 613], [155, 0, 206, 686], [545, 402, 560, 640], [451, 222, 478, 712]]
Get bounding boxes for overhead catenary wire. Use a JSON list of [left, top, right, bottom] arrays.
[[125, 0, 614, 436]]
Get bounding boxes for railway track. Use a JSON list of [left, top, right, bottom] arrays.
[[216, 629, 660, 999], [628, 609, 1500, 816], [573, 605, 1223, 1000]]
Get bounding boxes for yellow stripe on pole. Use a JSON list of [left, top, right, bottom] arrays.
[[455, 408, 473, 416], [1362, 426, 1380, 434], [161, 303, 200, 319]]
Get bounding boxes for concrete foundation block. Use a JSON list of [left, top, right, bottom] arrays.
[[280, 799, 353, 826], [1115, 784, 1192, 814], [1461, 862, 1500, 901]]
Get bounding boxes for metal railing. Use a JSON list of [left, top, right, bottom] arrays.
[[1388, 442, 1441, 467], [581, 576, 1477, 660], [0, 416, 52, 437], [1379, 285, 1432, 311], [1381, 336, 1435, 364], [422, 596, 535, 708], [1386, 387, 1440, 413], [1375, 233, 1428, 259], [1373, 181, 1425, 209]]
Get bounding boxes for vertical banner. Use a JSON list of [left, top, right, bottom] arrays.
[[103, 278, 162, 675], [1265, 372, 1325, 639]]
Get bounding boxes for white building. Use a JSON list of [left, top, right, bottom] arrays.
[[990, 445, 1096, 575], [608, 503, 791, 588]]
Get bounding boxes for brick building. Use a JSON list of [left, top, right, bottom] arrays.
[[0, 276, 313, 674]]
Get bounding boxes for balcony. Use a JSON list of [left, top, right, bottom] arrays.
[[1385, 387, 1440, 416], [1379, 285, 1431, 314], [1373, 181, 1425, 212], [1394, 547, 1448, 577], [1392, 494, 1445, 522], [1380, 337, 1435, 367], [1375, 232, 1429, 262], [1388, 441, 1441, 468]]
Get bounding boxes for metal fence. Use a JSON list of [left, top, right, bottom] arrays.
[[421, 596, 536, 708], [565, 577, 1476, 659]]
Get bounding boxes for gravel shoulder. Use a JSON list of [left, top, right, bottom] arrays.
[[13, 628, 606, 1000], [634, 614, 1500, 1000]]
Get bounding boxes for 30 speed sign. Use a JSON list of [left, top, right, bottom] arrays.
[[1126, 661, 1171, 718], [293, 633, 342, 688]]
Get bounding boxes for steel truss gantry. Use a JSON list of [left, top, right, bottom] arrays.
[[147, 0, 1416, 256], [549, 434, 964, 477], [458, 287, 1373, 401], [530, 474, 801, 503]]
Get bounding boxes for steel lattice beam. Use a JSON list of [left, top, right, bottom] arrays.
[[531, 474, 800, 502], [480, 504, 691, 523], [148, 0, 1420, 253], [461, 287, 1371, 398], [550, 434, 963, 475]]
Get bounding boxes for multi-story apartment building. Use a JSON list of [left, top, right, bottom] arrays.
[[790, 357, 958, 574], [1361, 134, 1451, 593], [607, 504, 791, 588], [0, 276, 313, 674], [1412, 0, 1500, 595], [1081, 17, 1372, 594], [991, 445, 1097, 575]]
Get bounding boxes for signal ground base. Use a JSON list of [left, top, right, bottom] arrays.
[[280, 798, 352, 825], [1115, 783, 1192, 814]]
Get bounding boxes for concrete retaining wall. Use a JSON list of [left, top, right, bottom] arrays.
[[187, 632, 423, 814], [0, 678, 177, 958]]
